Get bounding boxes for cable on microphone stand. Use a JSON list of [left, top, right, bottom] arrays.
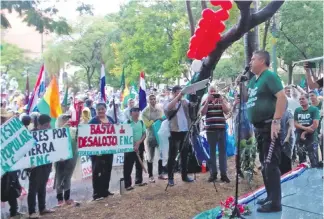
[[230, 67, 250, 219]]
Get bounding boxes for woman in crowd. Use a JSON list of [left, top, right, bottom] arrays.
[[54, 114, 78, 206], [89, 103, 115, 200], [72, 107, 92, 181], [81, 107, 91, 124]]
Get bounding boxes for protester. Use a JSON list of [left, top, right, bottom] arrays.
[[72, 107, 90, 181], [54, 114, 78, 206], [21, 114, 31, 128], [142, 94, 164, 183], [124, 98, 135, 121], [284, 86, 299, 161], [1, 108, 24, 219], [247, 50, 287, 213], [123, 107, 147, 190], [85, 99, 96, 118], [279, 109, 294, 174], [106, 99, 125, 123], [164, 85, 194, 186], [89, 103, 115, 201], [200, 85, 231, 183], [304, 62, 323, 89], [1, 99, 7, 108], [27, 114, 55, 219], [285, 86, 300, 113], [294, 94, 320, 167], [80, 107, 91, 124]]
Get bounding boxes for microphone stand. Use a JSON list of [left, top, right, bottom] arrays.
[[230, 68, 249, 219]]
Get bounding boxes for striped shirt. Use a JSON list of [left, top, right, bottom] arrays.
[[204, 100, 226, 130]]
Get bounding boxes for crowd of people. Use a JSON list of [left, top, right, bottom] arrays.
[[1, 50, 323, 218]]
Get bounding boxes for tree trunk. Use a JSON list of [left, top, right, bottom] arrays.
[[288, 63, 293, 84], [201, 1, 207, 10], [86, 68, 92, 89], [190, 0, 284, 106], [186, 1, 195, 36], [262, 19, 271, 50], [244, 0, 260, 79]]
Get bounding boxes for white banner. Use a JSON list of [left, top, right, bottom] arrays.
[[15, 168, 55, 196], [10, 127, 73, 171], [80, 154, 124, 179], [77, 124, 134, 156], [1, 117, 36, 175]]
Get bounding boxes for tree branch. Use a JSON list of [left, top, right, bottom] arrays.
[[279, 25, 308, 59], [199, 0, 284, 82], [262, 19, 271, 50], [185, 1, 195, 36], [201, 1, 207, 10], [90, 66, 96, 79], [198, 1, 253, 80], [250, 0, 284, 28], [280, 66, 287, 72]]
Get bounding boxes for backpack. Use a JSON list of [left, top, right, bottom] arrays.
[[127, 119, 144, 129]]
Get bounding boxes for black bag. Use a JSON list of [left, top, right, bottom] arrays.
[[168, 102, 182, 121], [187, 142, 209, 174], [1, 171, 22, 202]]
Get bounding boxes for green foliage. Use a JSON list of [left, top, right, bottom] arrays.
[[1, 42, 42, 89], [110, 1, 193, 83], [43, 42, 69, 76], [1, 1, 71, 34], [277, 1, 323, 65], [44, 17, 120, 88], [214, 40, 244, 81]]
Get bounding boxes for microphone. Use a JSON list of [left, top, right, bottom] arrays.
[[242, 66, 250, 75], [239, 66, 250, 82]]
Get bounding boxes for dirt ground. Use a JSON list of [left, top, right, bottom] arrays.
[[44, 157, 263, 219]]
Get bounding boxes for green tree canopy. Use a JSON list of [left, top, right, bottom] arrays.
[[277, 1, 323, 83]]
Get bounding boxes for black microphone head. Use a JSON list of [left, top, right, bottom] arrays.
[[245, 66, 250, 71]]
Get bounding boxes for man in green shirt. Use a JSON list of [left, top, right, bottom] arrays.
[[309, 90, 323, 160], [294, 94, 319, 167], [247, 51, 287, 213], [123, 107, 147, 190]]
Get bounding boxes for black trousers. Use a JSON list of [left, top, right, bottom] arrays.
[[27, 164, 52, 214], [147, 159, 165, 177], [297, 138, 318, 167], [255, 123, 282, 206], [8, 196, 18, 217], [279, 152, 292, 175], [91, 154, 113, 199], [1, 171, 20, 217], [56, 189, 70, 201], [123, 143, 144, 188], [168, 131, 189, 180]]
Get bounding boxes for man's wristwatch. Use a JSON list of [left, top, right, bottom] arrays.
[[272, 119, 281, 124]]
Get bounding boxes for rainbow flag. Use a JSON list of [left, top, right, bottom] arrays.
[[37, 77, 62, 127]]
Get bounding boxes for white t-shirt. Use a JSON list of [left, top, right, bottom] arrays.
[[176, 102, 189, 132], [287, 97, 300, 113], [164, 99, 189, 132]]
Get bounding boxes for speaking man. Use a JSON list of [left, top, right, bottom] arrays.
[[246, 51, 287, 213]]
